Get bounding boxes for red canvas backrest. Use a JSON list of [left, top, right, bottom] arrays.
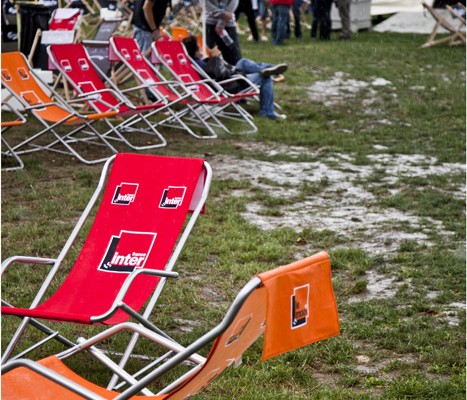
[[34, 153, 206, 325], [49, 8, 81, 31], [49, 43, 120, 113], [155, 40, 214, 100], [1, 52, 74, 123], [110, 37, 174, 100]]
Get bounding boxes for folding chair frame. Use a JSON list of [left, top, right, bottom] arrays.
[[421, 2, 466, 48], [2, 251, 340, 399], [1, 52, 120, 164], [109, 36, 221, 139], [153, 40, 259, 134], [47, 43, 169, 150], [1, 100, 27, 171]]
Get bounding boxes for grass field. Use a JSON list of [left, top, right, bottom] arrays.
[[1, 27, 466, 399]]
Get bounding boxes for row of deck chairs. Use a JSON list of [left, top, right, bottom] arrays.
[[1, 152, 340, 399], [1, 36, 260, 168]]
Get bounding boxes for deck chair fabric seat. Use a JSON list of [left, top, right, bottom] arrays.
[[2, 252, 339, 400], [1, 153, 212, 363], [1, 51, 118, 164], [421, 2, 466, 48], [47, 43, 168, 150]]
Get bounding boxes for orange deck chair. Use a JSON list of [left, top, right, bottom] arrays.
[[2, 251, 340, 399], [1, 153, 212, 389], [1, 51, 119, 164]]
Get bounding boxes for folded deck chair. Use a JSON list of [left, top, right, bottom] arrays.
[[421, 2, 466, 48], [1, 51, 119, 164], [2, 251, 340, 399], [153, 40, 259, 134], [47, 43, 168, 150], [110, 36, 221, 138], [1, 153, 212, 374]]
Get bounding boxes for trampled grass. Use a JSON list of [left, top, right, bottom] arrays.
[[1, 28, 465, 399]]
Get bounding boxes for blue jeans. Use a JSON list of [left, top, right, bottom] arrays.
[[271, 4, 290, 44], [133, 26, 153, 53], [235, 58, 275, 117]]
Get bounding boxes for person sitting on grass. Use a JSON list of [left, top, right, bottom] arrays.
[[182, 34, 288, 120]]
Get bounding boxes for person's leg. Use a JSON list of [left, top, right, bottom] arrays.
[[311, 0, 321, 38], [319, 0, 332, 40], [271, 4, 278, 42], [236, 58, 267, 73], [293, 0, 302, 39], [245, 0, 260, 41], [336, 0, 351, 39], [247, 72, 275, 117], [134, 26, 153, 53], [274, 4, 289, 44]]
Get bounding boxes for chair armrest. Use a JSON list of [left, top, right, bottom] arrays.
[[1, 256, 56, 276], [90, 269, 178, 322]]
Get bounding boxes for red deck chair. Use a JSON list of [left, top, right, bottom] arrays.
[[1, 252, 340, 399], [153, 40, 259, 134], [47, 43, 171, 150], [1, 154, 212, 380], [1, 51, 119, 164], [49, 8, 81, 30], [110, 36, 221, 138]]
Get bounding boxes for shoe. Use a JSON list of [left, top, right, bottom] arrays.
[[261, 35, 268, 41], [247, 34, 254, 41], [261, 63, 288, 77], [263, 112, 287, 120]]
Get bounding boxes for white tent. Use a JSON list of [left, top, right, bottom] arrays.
[[371, 0, 428, 16]]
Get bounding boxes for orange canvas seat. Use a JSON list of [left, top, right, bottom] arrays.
[[1, 153, 212, 390], [1, 51, 118, 164], [2, 252, 339, 399]]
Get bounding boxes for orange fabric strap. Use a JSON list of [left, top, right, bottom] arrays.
[[258, 251, 340, 361]]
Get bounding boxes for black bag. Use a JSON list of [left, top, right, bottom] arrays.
[[204, 56, 248, 93]]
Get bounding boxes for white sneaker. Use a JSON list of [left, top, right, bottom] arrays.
[[247, 34, 254, 41], [261, 35, 268, 41]]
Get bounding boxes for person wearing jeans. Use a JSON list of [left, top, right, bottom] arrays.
[[270, 0, 293, 45], [182, 35, 288, 120]]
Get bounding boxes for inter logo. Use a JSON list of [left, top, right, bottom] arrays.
[[98, 230, 157, 273], [291, 284, 310, 329], [112, 183, 139, 205], [159, 186, 186, 209]]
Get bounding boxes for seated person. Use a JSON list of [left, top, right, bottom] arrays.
[[182, 35, 288, 120]]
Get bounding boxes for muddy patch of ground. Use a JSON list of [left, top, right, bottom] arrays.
[[208, 145, 464, 256]]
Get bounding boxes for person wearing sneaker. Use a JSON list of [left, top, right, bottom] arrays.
[[235, 0, 259, 42], [182, 35, 287, 120]]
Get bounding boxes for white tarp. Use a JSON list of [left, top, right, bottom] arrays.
[[371, 0, 428, 15]]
